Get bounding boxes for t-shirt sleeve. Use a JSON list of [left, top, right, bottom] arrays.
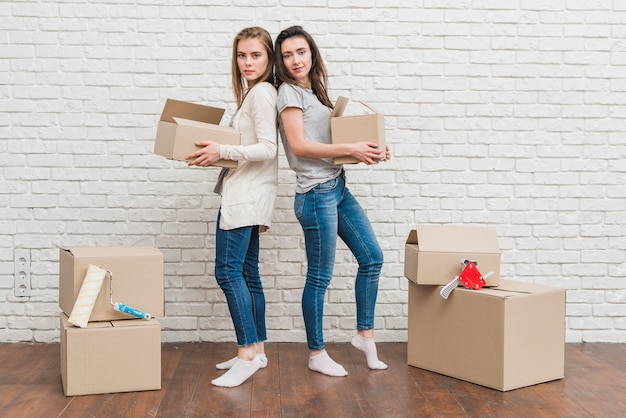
[[277, 83, 304, 114]]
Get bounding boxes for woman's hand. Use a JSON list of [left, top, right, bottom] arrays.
[[186, 141, 221, 167], [383, 145, 391, 162], [350, 142, 387, 165]]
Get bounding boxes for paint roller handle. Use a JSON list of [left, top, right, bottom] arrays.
[[113, 302, 152, 320]]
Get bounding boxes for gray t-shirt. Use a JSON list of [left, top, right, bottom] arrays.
[[277, 83, 342, 193]]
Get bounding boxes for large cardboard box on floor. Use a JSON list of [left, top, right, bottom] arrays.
[[330, 96, 386, 164], [404, 224, 500, 287], [154, 98, 239, 168], [59, 247, 164, 322], [60, 313, 161, 396], [407, 279, 566, 391]]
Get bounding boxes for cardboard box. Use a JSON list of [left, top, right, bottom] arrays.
[[407, 279, 566, 391], [154, 98, 239, 168], [59, 247, 164, 322], [60, 313, 161, 396], [404, 224, 500, 287], [330, 96, 386, 164]]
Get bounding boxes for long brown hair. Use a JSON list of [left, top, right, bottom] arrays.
[[274, 26, 333, 109], [231, 27, 275, 109]]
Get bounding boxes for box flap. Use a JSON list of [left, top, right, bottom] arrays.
[[84, 321, 112, 329], [415, 224, 499, 253], [172, 117, 238, 134], [62, 314, 112, 330], [359, 101, 381, 114], [63, 246, 162, 258], [331, 96, 349, 117], [491, 279, 564, 296], [454, 279, 564, 299], [406, 229, 417, 245], [331, 96, 381, 117], [159, 98, 225, 125], [112, 319, 161, 328]]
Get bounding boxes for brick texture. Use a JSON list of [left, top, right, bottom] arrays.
[[1, 1, 625, 343]]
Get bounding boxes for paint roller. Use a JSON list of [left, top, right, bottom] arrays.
[[67, 264, 107, 328], [108, 269, 152, 320], [67, 264, 152, 328]]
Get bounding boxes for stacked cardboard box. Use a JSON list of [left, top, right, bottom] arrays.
[[404, 225, 566, 391], [58, 247, 164, 396]]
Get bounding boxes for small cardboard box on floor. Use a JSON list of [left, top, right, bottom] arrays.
[[60, 313, 161, 396], [154, 98, 239, 168], [59, 247, 164, 322], [404, 224, 500, 287], [407, 279, 566, 391], [330, 96, 386, 165]]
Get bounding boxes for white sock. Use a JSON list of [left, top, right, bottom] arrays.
[[216, 353, 268, 370], [351, 334, 388, 370], [211, 357, 261, 387], [308, 351, 348, 377]]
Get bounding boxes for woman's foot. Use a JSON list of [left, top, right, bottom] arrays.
[[211, 357, 261, 387], [216, 353, 268, 370], [308, 350, 348, 377], [351, 333, 388, 370]]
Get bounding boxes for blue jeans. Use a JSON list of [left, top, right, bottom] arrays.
[[214, 210, 266, 347], [294, 174, 384, 350]]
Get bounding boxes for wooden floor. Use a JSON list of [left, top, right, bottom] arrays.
[[0, 342, 624, 417]]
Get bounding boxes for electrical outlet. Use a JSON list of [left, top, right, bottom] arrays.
[[14, 249, 32, 297]]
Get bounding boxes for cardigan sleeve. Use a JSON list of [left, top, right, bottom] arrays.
[[220, 82, 278, 162]]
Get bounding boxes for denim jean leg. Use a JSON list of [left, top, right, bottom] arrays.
[[337, 184, 384, 331], [295, 178, 340, 350], [214, 210, 260, 347], [242, 226, 267, 342]]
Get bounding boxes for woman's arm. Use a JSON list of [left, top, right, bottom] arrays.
[[280, 107, 385, 165], [187, 85, 277, 166], [220, 85, 277, 162]]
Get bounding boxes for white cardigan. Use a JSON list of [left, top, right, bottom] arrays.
[[218, 82, 278, 231]]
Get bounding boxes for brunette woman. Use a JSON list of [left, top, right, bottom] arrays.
[[275, 25, 389, 377]]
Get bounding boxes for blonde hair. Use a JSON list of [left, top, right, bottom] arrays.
[[231, 27, 275, 109]]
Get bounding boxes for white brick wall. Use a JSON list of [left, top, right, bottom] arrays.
[[1, 1, 625, 344]]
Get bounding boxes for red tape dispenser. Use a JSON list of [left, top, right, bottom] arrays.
[[440, 259, 489, 299]]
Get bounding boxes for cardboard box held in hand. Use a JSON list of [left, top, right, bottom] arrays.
[[154, 98, 239, 168], [330, 96, 386, 165]]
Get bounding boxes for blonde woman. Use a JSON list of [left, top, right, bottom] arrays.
[[187, 27, 278, 387]]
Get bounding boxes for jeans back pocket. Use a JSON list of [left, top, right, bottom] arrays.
[[294, 193, 306, 219]]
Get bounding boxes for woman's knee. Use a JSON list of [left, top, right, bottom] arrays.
[[359, 245, 384, 271]]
